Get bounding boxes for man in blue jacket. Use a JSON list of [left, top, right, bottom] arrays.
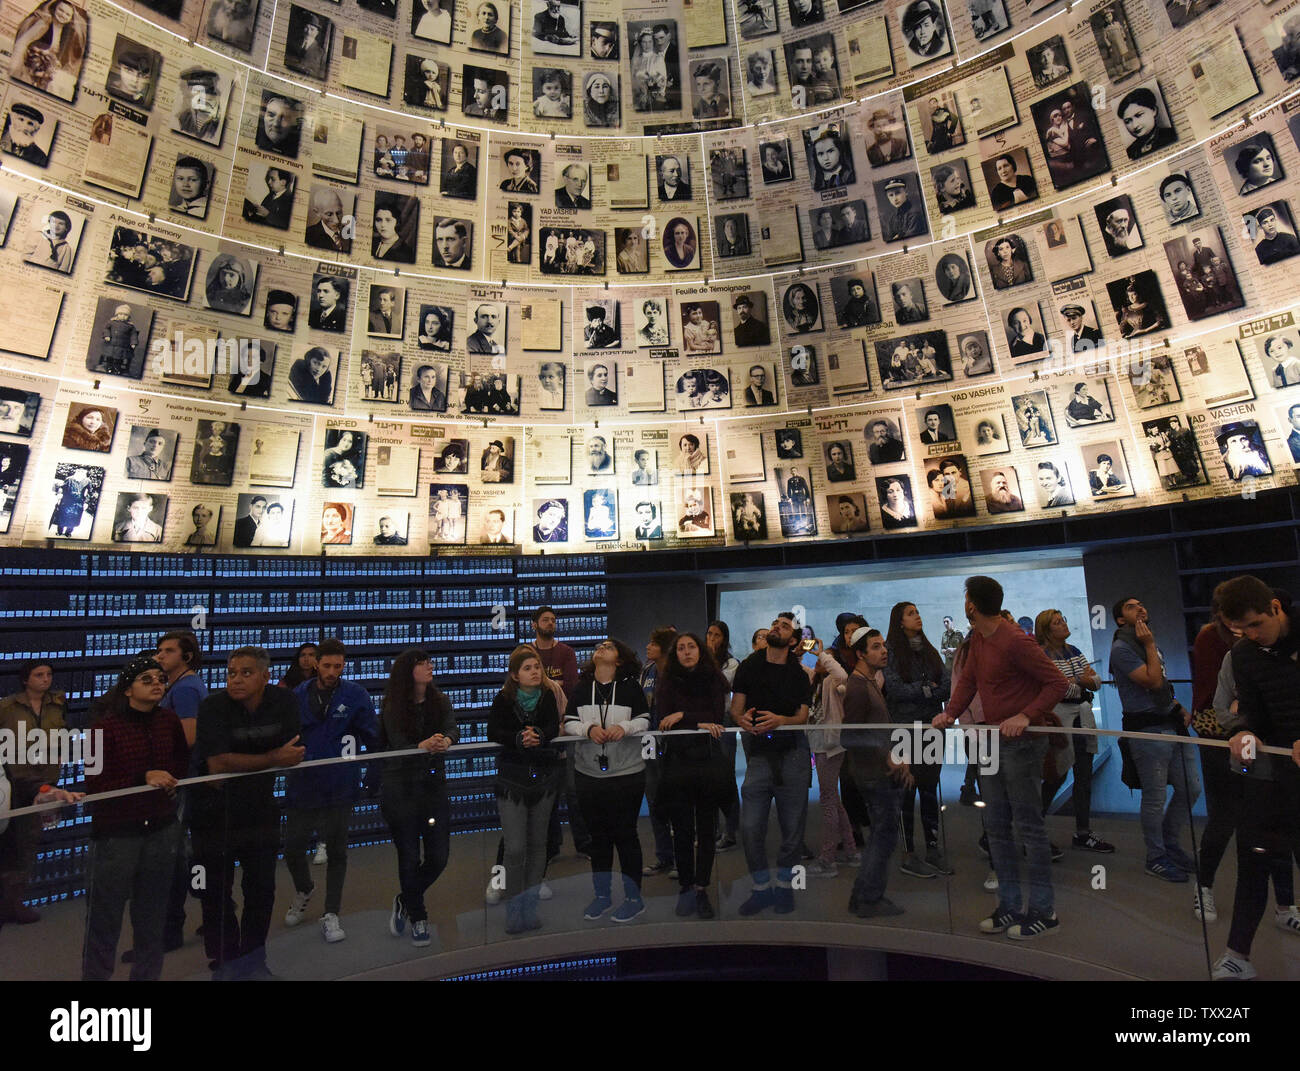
[[283, 638, 378, 943]]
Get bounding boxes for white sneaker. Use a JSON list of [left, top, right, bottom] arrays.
[[285, 887, 313, 927], [1211, 952, 1257, 980], [806, 860, 839, 878], [1274, 906, 1300, 934], [313, 841, 328, 865], [538, 882, 553, 901], [485, 881, 501, 906], [321, 912, 346, 943], [983, 870, 999, 892], [1194, 886, 1217, 923]]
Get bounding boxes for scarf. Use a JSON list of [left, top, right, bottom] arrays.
[[515, 686, 541, 715]]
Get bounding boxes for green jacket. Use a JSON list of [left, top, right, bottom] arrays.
[[0, 690, 68, 788]]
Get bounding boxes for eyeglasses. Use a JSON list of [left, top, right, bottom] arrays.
[[135, 674, 167, 686]]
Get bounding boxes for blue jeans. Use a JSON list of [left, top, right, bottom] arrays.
[[740, 740, 811, 888], [1129, 728, 1202, 865], [979, 734, 1053, 918], [848, 774, 901, 904]]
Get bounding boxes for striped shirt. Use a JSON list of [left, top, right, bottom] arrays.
[[1044, 643, 1092, 702]]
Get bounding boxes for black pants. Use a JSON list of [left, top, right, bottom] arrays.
[[899, 756, 940, 853], [1198, 746, 1241, 887], [660, 760, 726, 888], [840, 764, 869, 841], [1042, 749, 1096, 831], [383, 787, 451, 924], [191, 817, 278, 974], [1227, 844, 1297, 956], [284, 804, 351, 916], [576, 770, 644, 900], [716, 732, 741, 840]]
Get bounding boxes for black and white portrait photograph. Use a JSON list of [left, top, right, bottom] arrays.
[[731, 492, 768, 541], [47, 463, 104, 539], [287, 346, 337, 405], [924, 454, 975, 519], [62, 402, 117, 453], [710, 148, 749, 201], [582, 71, 618, 127], [898, 0, 951, 67], [226, 339, 275, 399], [732, 291, 770, 346], [675, 369, 730, 410], [809, 201, 870, 250], [322, 428, 367, 488], [875, 331, 952, 389], [876, 473, 917, 530], [935, 253, 975, 304], [1214, 420, 1273, 482], [658, 157, 692, 204], [1003, 303, 1048, 362], [360, 350, 401, 403], [865, 416, 906, 463], [1011, 390, 1057, 447], [405, 359, 446, 410], [372, 129, 432, 184], [745, 48, 779, 96], [206, 0, 259, 51], [876, 175, 928, 242], [1095, 194, 1143, 257], [583, 360, 617, 406], [191, 419, 240, 486], [1244, 201, 1300, 266], [440, 139, 479, 199], [479, 437, 514, 483], [532, 67, 573, 120], [234, 493, 293, 547], [581, 299, 620, 348], [1256, 329, 1300, 389], [85, 298, 152, 378], [775, 467, 815, 536], [634, 297, 669, 347], [204, 253, 258, 316], [240, 163, 296, 231], [827, 492, 869, 533], [468, 1, 511, 54], [1269, 12, 1300, 82], [283, 5, 333, 80], [374, 512, 411, 547], [980, 466, 1025, 515], [1224, 132, 1285, 198], [775, 427, 804, 460], [540, 227, 605, 274], [462, 372, 520, 416], [985, 233, 1033, 289], [740, 363, 777, 407], [9, 0, 89, 102], [428, 486, 468, 544], [105, 36, 160, 109], [738, 0, 777, 38], [680, 301, 722, 356], [677, 486, 715, 538], [105, 227, 196, 301], [589, 19, 618, 57], [309, 273, 349, 332], [981, 149, 1039, 213], [891, 278, 928, 323], [972, 416, 1007, 454], [1089, 2, 1141, 82], [167, 155, 214, 219], [372, 190, 419, 263], [614, 228, 648, 273], [417, 304, 454, 350], [830, 275, 880, 328], [1107, 271, 1170, 341], [1163, 227, 1243, 321], [1, 98, 57, 168], [781, 281, 822, 333], [802, 122, 855, 191], [1031, 83, 1110, 191], [254, 91, 302, 157], [304, 185, 355, 253], [932, 159, 976, 215], [434, 438, 470, 476], [824, 440, 856, 482], [1026, 36, 1071, 89], [715, 213, 751, 257], [1158, 173, 1199, 225], [0, 388, 40, 437], [366, 284, 406, 338], [531, 0, 580, 54], [1114, 81, 1176, 160], [784, 33, 840, 107], [1127, 351, 1180, 408], [789, 344, 819, 387], [957, 330, 994, 376], [690, 59, 731, 121], [863, 107, 910, 168], [969, 0, 1007, 39], [758, 139, 793, 183], [531, 497, 568, 543], [628, 20, 682, 112], [583, 489, 617, 540], [123, 425, 178, 482], [22, 203, 85, 274], [916, 403, 956, 445], [1032, 460, 1074, 508], [460, 64, 508, 120], [1061, 378, 1113, 426], [1141, 415, 1206, 489], [537, 361, 566, 409], [412, 0, 453, 42]]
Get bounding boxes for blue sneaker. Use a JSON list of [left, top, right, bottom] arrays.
[[583, 896, 613, 920], [979, 906, 1020, 934], [388, 893, 406, 937], [1007, 911, 1060, 941], [611, 898, 646, 923], [1145, 858, 1189, 883]]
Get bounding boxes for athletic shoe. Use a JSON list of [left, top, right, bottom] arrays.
[[668, 867, 679, 880], [1274, 906, 1300, 934], [1072, 831, 1115, 854], [899, 852, 940, 878], [642, 861, 671, 877], [676, 889, 696, 917], [854, 897, 904, 919], [925, 847, 954, 875], [801, 844, 815, 861], [979, 907, 1020, 934], [773, 887, 795, 914], [313, 841, 328, 865], [321, 912, 346, 943], [485, 881, 501, 906], [611, 898, 646, 923], [959, 784, 979, 806], [1166, 845, 1197, 873], [583, 896, 612, 920], [1194, 886, 1217, 923], [1145, 858, 1189, 883], [739, 888, 774, 916], [389, 893, 407, 937], [538, 882, 553, 901], [806, 860, 839, 878], [837, 851, 862, 867], [410, 920, 430, 947], [1007, 911, 1059, 941], [983, 870, 999, 892], [715, 836, 738, 853], [1211, 952, 1256, 980], [284, 886, 314, 927], [695, 890, 715, 919]]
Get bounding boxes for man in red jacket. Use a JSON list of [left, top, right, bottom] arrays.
[[934, 575, 1068, 940]]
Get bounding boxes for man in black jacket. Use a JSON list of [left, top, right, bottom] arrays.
[[1215, 577, 1300, 980], [191, 647, 303, 979]]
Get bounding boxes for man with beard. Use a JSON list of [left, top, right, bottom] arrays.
[[985, 470, 1023, 513], [1217, 425, 1271, 480], [866, 419, 905, 463]]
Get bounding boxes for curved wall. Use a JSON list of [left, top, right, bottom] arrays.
[[0, 0, 1297, 554]]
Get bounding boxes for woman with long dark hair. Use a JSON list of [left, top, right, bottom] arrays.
[[279, 643, 318, 689], [884, 601, 951, 877], [706, 620, 741, 852], [639, 626, 677, 877], [563, 638, 650, 923], [655, 632, 731, 917], [488, 645, 562, 934], [378, 648, 458, 947]]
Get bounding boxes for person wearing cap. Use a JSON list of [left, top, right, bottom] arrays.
[[881, 177, 924, 242], [191, 646, 303, 979], [480, 439, 511, 482], [175, 69, 223, 143], [1061, 305, 1102, 353], [81, 654, 189, 980], [263, 289, 297, 332], [286, 12, 328, 78], [106, 43, 156, 107], [1250, 206, 1300, 265], [866, 109, 907, 166], [903, 0, 949, 59], [1217, 425, 1271, 480], [732, 294, 770, 347], [2, 102, 49, 166]]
